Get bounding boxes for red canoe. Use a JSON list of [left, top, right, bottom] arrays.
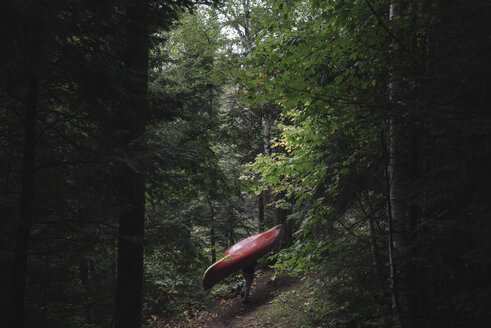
[[203, 224, 284, 290]]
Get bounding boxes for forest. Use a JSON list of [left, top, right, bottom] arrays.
[[1, 0, 490, 327]]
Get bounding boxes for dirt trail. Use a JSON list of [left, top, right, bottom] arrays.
[[198, 268, 301, 328]]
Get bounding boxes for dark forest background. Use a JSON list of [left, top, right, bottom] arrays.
[[1, 0, 490, 328]]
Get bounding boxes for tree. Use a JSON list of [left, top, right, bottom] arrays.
[[2, 0, 490, 327], [243, 0, 491, 326], [10, 15, 40, 328], [386, 1, 417, 326], [214, 0, 291, 232], [113, 1, 149, 327], [1, 1, 201, 326]]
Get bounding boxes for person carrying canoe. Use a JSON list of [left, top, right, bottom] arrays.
[[228, 260, 256, 303], [203, 225, 285, 302], [240, 261, 256, 303]]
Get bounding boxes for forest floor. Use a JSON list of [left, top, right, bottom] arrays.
[[154, 266, 302, 328]]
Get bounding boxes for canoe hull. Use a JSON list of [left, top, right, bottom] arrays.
[[203, 224, 284, 290]]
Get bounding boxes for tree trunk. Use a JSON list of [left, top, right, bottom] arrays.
[[388, 1, 417, 327], [10, 71, 38, 328], [258, 192, 264, 230], [389, 111, 417, 328], [259, 112, 272, 229], [210, 203, 216, 264], [115, 172, 145, 328], [367, 213, 383, 285], [358, 192, 383, 284], [114, 1, 148, 328], [261, 115, 271, 157], [228, 218, 235, 248], [273, 192, 292, 247], [241, 0, 253, 59], [273, 193, 285, 226], [42, 255, 49, 328]]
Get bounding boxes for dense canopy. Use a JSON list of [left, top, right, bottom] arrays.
[[1, 1, 490, 328]]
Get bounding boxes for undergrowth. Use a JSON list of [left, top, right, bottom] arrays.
[[256, 275, 389, 328], [257, 220, 392, 328]]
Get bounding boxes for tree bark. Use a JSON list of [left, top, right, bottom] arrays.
[[115, 172, 145, 328], [241, 0, 253, 59], [367, 213, 383, 285], [258, 192, 264, 230], [261, 115, 271, 157], [259, 112, 272, 229], [273, 193, 285, 226], [389, 108, 417, 328], [209, 202, 216, 264], [388, 1, 417, 327], [273, 192, 292, 247], [10, 71, 38, 328], [114, 1, 148, 328]]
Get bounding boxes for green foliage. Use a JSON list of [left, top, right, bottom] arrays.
[[1, 0, 489, 327], [144, 247, 209, 318], [238, 0, 491, 326], [272, 206, 390, 326], [141, 6, 263, 321], [266, 276, 389, 328]]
